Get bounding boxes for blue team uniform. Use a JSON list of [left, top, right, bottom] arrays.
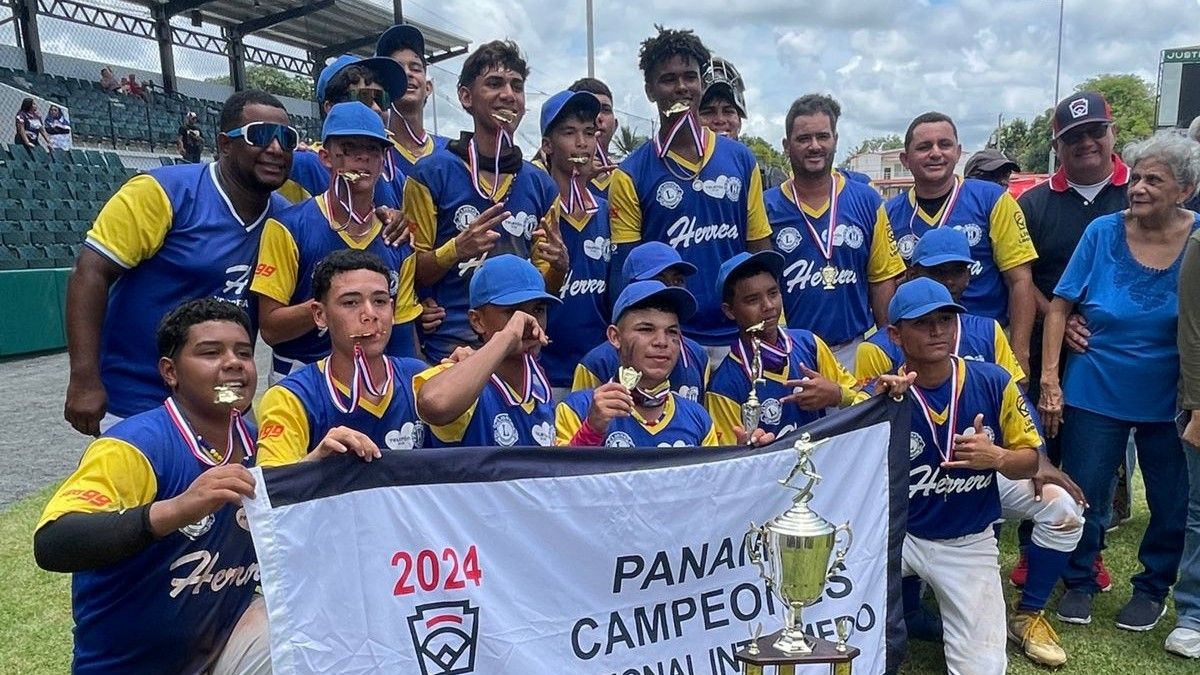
[[555, 389, 717, 447], [573, 337, 709, 402], [287, 147, 405, 208], [415, 362, 557, 447], [85, 163, 287, 417]]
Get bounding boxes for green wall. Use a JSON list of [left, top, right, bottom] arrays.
[[0, 268, 69, 357]]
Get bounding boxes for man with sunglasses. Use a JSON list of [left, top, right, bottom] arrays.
[[64, 90, 295, 436], [252, 102, 423, 383], [281, 54, 408, 208]]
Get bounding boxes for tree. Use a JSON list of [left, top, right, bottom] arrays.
[[612, 126, 648, 160], [741, 135, 788, 172], [206, 66, 312, 101], [846, 134, 903, 158], [1076, 73, 1155, 152]]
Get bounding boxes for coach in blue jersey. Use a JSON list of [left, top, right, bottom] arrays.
[[404, 40, 563, 363], [535, 90, 614, 395], [889, 278, 1041, 675], [767, 94, 905, 368], [376, 24, 451, 182], [574, 241, 710, 402], [886, 111, 1038, 375], [253, 103, 422, 381], [64, 90, 295, 436], [415, 255, 559, 447], [609, 26, 772, 354], [37, 299, 268, 674], [257, 250, 430, 466]]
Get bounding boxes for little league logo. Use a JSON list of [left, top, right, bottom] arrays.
[[1069, 97, 1089, 119], [408, 600, 479, 675]]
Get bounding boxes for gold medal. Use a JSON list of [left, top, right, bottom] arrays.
[[490, 110, 516, 125], [820, 264, 838, 290], [664, 101, 691, 116], [338, 170, 368, 184], [212, 384, 242, 405], [617, 366, 643, 390]]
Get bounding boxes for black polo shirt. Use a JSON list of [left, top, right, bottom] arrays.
[[1018, 158, 1130, 301]]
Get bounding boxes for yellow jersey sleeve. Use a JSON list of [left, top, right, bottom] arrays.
[[701, 419, 721, 447], [608, 169, 643, 245], [255, 385, 312, 468], [276, 179, 311, 205], [37, 438, 157, 530], [1001, 376, 1042, 450], [854, 340, 896, 386], [412, 363, 478, 443], [393, 252, 422, 323], [991, 319, 1027, 383], [404, 178, 439, 252], [989, 193, 1038, 272], [250, 218, 300, 305], [85, 174, 173, 269], [867, 206, 906, 283], [815, 336, 868, 406], [705, 391, 743, 446], [744, 165, 771, 242], [555, 401, 584, 445], [572, 363, 602, 392]]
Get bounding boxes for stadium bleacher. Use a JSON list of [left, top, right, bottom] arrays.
[[0, 66, 322, 150]]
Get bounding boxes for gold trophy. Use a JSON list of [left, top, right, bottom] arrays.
[[740, 322, 767, 441], [820, 264, 838, 290], [738, 433, 858, 674]]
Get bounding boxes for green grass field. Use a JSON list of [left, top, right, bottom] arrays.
[[1, 480, 1194, 673]]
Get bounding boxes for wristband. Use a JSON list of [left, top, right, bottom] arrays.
[[569, 420, 604, 447], [434, 239, 458, 269]]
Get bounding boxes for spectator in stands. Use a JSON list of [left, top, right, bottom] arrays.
[[122, 73, 146, 101], [99, 67, 120, 93], [14, 97, 49, 152], [44, 105, 71, 151], [177, 111, 204, 163]]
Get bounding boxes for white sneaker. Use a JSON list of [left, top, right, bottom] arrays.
[[1165, 626, 1200, 658]]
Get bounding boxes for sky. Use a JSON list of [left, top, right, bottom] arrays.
[[6, 0, 1198, 160]]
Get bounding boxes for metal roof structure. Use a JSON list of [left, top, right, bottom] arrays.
[[10, 0, 469, 92]]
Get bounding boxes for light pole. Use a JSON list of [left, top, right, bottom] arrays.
[[1049, 0, 1064, 173], [586, 0, 595, 78]]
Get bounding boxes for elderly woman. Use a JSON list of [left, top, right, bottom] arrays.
[[44, 105, 71, 151], [1041, 131, 1200, 632]]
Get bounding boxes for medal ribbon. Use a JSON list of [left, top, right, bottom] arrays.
[[733, 329, 794, 381], [326, 175, 373, 233], [381, 146, 397, 183], [165, 397, 254, 467], [908, 358, 961, 463], [564, 167, 599, 216], [595, 143, 611, 169], [790, 176, 839, 263], [906, 176, 963, 239], [653, 111, 707, 180], [490, 354, 551, 406], [632, 380, 671, 408], [467, 130, 513, 203], [324, 345, 394, 414], [392, 107, 430, 147]]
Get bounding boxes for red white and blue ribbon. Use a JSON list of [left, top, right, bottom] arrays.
[[632, 380, 671, 408], [909, 357, 962, 463], [467, 129, 513, 203], [324, 345, 394, 414], [326, 176, 373, 233], [490, 354, 551, 406], [907, 175, 963, 237], [564, 167, 599, 216], [392, 107, 429, 147], [791, 176, 839, 264], [165, 396, 255, 467], [653, 110, 707, 180], [733, 329, 794, 381], [595, 143, 611, 169]]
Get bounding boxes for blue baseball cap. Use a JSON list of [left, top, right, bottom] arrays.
[[316, 54, 408, 105], [540, 90, 601, 137], [622, 241, 697, 281], [612, 280, 697, 323], [911, 227, 973, 267], [322, 102, 390, 145], [469, 255, 561, 309], [887, 277, 965, 324], [376, 24, 426, 61], [715, 250, 786, 297]]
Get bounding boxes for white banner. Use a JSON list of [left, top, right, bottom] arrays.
[[245, 401, 906, 675]]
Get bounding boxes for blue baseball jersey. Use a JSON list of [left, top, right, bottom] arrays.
[[765, 174, 905, 344], [250, 195, 421, 363], [85, 163, 287, 417], [405, 148, 560, 362], [542, 202, 613, 387], [857, 313, 1023, 383], [388, 133, 450, 180], [40, 405, 258, 674], [414, 363, 557, 447], [906, 358, 1041, 540], [555, 389, 718, 447], [257, 356, 428, 466], [885, 178, 1037, 323], [609, 130, 772, 345], [285, 146, 405, 208], [572, 337, 709, 402]]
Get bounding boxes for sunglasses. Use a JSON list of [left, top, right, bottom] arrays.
[[336, 88, 390, 109], [1059, 123, 1109, 146], [225, 122, 300, 151]]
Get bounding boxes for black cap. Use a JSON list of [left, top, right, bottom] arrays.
[[964, 149, 1019, 178], [376, 24, 426, 61], [1052, 91, 1112, 140]]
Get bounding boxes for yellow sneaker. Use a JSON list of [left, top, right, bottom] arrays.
[[1008, 611, 1067, 667]]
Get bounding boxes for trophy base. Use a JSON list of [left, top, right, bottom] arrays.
[[735, 630, 859, 674]]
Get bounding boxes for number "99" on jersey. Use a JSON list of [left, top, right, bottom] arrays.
[[391, 545, 482, 596]]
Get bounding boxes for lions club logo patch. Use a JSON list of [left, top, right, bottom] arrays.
[[655, 181, 684, 209]]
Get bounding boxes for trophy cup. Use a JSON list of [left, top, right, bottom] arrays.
[[738, 433, 859, 674], [740, 322, 768, 441]]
